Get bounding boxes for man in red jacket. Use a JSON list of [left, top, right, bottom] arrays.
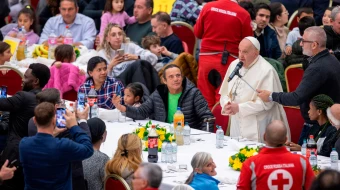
[[237, 120, 315, 190], [194, 0, 253, 109]]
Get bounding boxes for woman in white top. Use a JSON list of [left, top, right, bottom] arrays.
[[98, 23, 158, 77]]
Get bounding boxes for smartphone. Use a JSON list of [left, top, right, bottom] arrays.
[[117, 49, 124, 57], [56, 108, 66, 128], [77, 93, 85, 112], [0, 86, 7, 98]]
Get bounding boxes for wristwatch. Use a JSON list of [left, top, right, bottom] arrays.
[[269, 93, 273, 102], [79, 119, 87, 124]]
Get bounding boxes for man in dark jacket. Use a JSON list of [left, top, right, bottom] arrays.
[[0, 63, 50, 190], [254, 3, 281, 59], [113, 64, 214, 131], [324, 6, 340, 60], [258, 26, 340, 145]]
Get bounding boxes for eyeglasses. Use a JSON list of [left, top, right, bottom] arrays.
[[300, 39, 316, 45]]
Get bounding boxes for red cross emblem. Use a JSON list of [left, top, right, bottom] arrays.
[[267, 169, 293, 190]]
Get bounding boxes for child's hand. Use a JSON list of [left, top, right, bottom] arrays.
[[9, 33, 17, 38], [79, 69, 86, 75], [285, 46, 292, 55], [112, 94, 121, 106], [124, 54, 138, 61], [54, 61, 62, 68], [160, 46, 171, 57]]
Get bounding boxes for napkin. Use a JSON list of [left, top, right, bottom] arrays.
[[99, 109, 120, 122], [227, 139, 243, 151], [216, 176, 238, 185]]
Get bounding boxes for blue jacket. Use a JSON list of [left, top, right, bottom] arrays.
[[257, 26, 282, 60], [189, 173, 220, 190]]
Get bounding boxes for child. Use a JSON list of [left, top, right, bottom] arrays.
[[322, 7, 333, 26], [285, 7, 313, 55], [99, 0, 136, 39], [141, 35, 178, 71], [0, 42, 12, 66], [6, 5, 39, 46], [54, 44, 85, 75], [123, 83, 143, 107]]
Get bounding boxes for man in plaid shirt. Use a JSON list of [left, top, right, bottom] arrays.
[[170, 0, 202, 26], [78, 77, 125, 110]]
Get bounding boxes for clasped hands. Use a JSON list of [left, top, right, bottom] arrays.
[[108, 54, 138, 70], [222, 102, 239, 115]]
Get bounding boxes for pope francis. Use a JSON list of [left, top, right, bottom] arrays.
[[219, 37, 290, 142]]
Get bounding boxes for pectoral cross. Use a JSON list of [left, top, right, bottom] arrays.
[[232, 91, 237, 101]]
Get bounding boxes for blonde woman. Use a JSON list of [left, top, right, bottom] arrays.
[[98, 23, 158, 77], [185, 152, 219, 190], [105, 133, 142, 188]]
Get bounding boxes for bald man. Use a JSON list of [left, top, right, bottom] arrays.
[[237, 120, 315, 190], [219, 37, 289, 142], [327, 104, 340, 159]]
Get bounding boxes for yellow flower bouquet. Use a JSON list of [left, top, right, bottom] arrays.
[[132, 120, 174, 152], [229, 146, 259, 171]]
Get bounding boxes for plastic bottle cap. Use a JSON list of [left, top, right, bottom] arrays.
[[70, 103, 73, 106], [91, 85, 94, 88], [309, 135, 314, 139], [177, 107, 181, 110], [311, 152, 314, 154], [333, 148, 336, 151]]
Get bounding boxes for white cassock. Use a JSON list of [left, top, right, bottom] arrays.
[[219, 56, 290, 142]]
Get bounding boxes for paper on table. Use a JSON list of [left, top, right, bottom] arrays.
[[99, 109, 120, 122], [216, 176, 238, 185], [227, 139, 243, 151]]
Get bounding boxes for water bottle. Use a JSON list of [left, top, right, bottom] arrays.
[[301, 139, 307, 156], [309, 151, 317, 168], [165, 141, 173, 163], [183, 122, 191, 145], [306, 135, 317, 160], [16, 27, 26, 61], [173, 107, 184, 130], [148, 125, 158, 163], [87, 86, 98, 118], [161, 141, 168, 163], [216, 125, 224, 149], [63, 25, 73, 45], [91, 102, 99, 118], [48, 30, 57, 59], [176, 122, 184, 146], [17, 26, 27, 45], [171, 141, 177, 163], [330, 148, 339, 170]]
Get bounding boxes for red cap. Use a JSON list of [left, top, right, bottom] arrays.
[[70, 103, 73, 106], [66, 25, 69, 29], [91, 85, 94, 88], [152, 125, 156, 128], [309, 135, 314, 139]]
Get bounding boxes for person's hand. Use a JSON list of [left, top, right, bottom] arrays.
[[160, 46, 171, 57], [54, 61, 62, 68], [222, 102, 239, 115], [257, 89, 272, 102], [79, 69, 86, 75], [0, 160, 16, 181], [76, 103, 89, 120], [53, 127, 67, 137], [285, 46, 292, 55], [95, 35, 101, 48], [285, 141, 301, 151], [124, 54, 138, 61], [62, 109, 78, 129], [112, 94, 126, 112], [108, 55, 124, 70]]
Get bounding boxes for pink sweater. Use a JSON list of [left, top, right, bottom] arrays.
[[100, 11, 136, 38], [44, 63, 86, 98]]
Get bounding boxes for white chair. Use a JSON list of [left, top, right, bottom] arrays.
[[172, 184, 194, 190]]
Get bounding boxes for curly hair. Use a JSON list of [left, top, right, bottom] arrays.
[[311, 94, 334, 117], [99, 23, 126, 60]]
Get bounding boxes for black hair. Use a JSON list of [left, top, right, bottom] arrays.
[[145, 0, 154, 14], [36, 88, 61, 104], [29, 63, 51, 88], [298, 16, 316, 36], [86, 56, 107, 81], [297, 7, 314, 18], [87, 118, 106, 144], [126, 83, 143, 102], [54, 44, 74, 62], [152, 11, 171, 25], [0, 42, 10, 55], [18, 5, 38, 33], [254, 3, 271, 16], [310, 170, 340, 190], [60, 0, 78, 7], [239, 1, 255, 20], [269, 2, 283, 23], [163, 64, 182, 79]]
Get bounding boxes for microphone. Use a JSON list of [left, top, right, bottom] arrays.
[[227, 62, 243, 82]]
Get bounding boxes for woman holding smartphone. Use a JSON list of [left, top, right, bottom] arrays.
[[78, 56, 125, 110], [98, 23, 158, 77]]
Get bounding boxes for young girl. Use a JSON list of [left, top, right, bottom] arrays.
[[7, 5, 39, 46], [0, 42, 12, 66], [99, 0, 136, 39], [322, 7, 333, 26], [53, 44, 85, 75], [124, 83, 143, 107]]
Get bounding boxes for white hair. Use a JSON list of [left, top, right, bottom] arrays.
[[304, 26, 327, 48]]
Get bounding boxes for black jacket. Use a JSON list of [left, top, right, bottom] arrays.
[[273, 49, 340, 123], [0, 89, 41, 190], [284, 39, 309, 68], [324, 25, 340, 60], [126, 78, 214, 131]]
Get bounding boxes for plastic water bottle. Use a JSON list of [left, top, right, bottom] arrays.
[[17, 26, 27, 45], [330, 148, 339, 170], [309, 151, 317, 168], [301, 139, 307, 156], [183, 122, 191, 145], [48, 30, 57, 59], [148, 125, 158, 163], [216, 125, 224, 149], [91, 102, 99, 118], [161, 141, 168, 163], [165, 141, 173, 163], [176, 122, 184, 146], [63, 25, 73, 45], [87, 86, 98, 118], [171, 141, 177, 163]]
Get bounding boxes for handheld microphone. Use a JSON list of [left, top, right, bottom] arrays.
[[228, 62, 243, 82]]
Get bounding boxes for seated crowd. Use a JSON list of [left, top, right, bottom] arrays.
[[2, 0, 340, 190]]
